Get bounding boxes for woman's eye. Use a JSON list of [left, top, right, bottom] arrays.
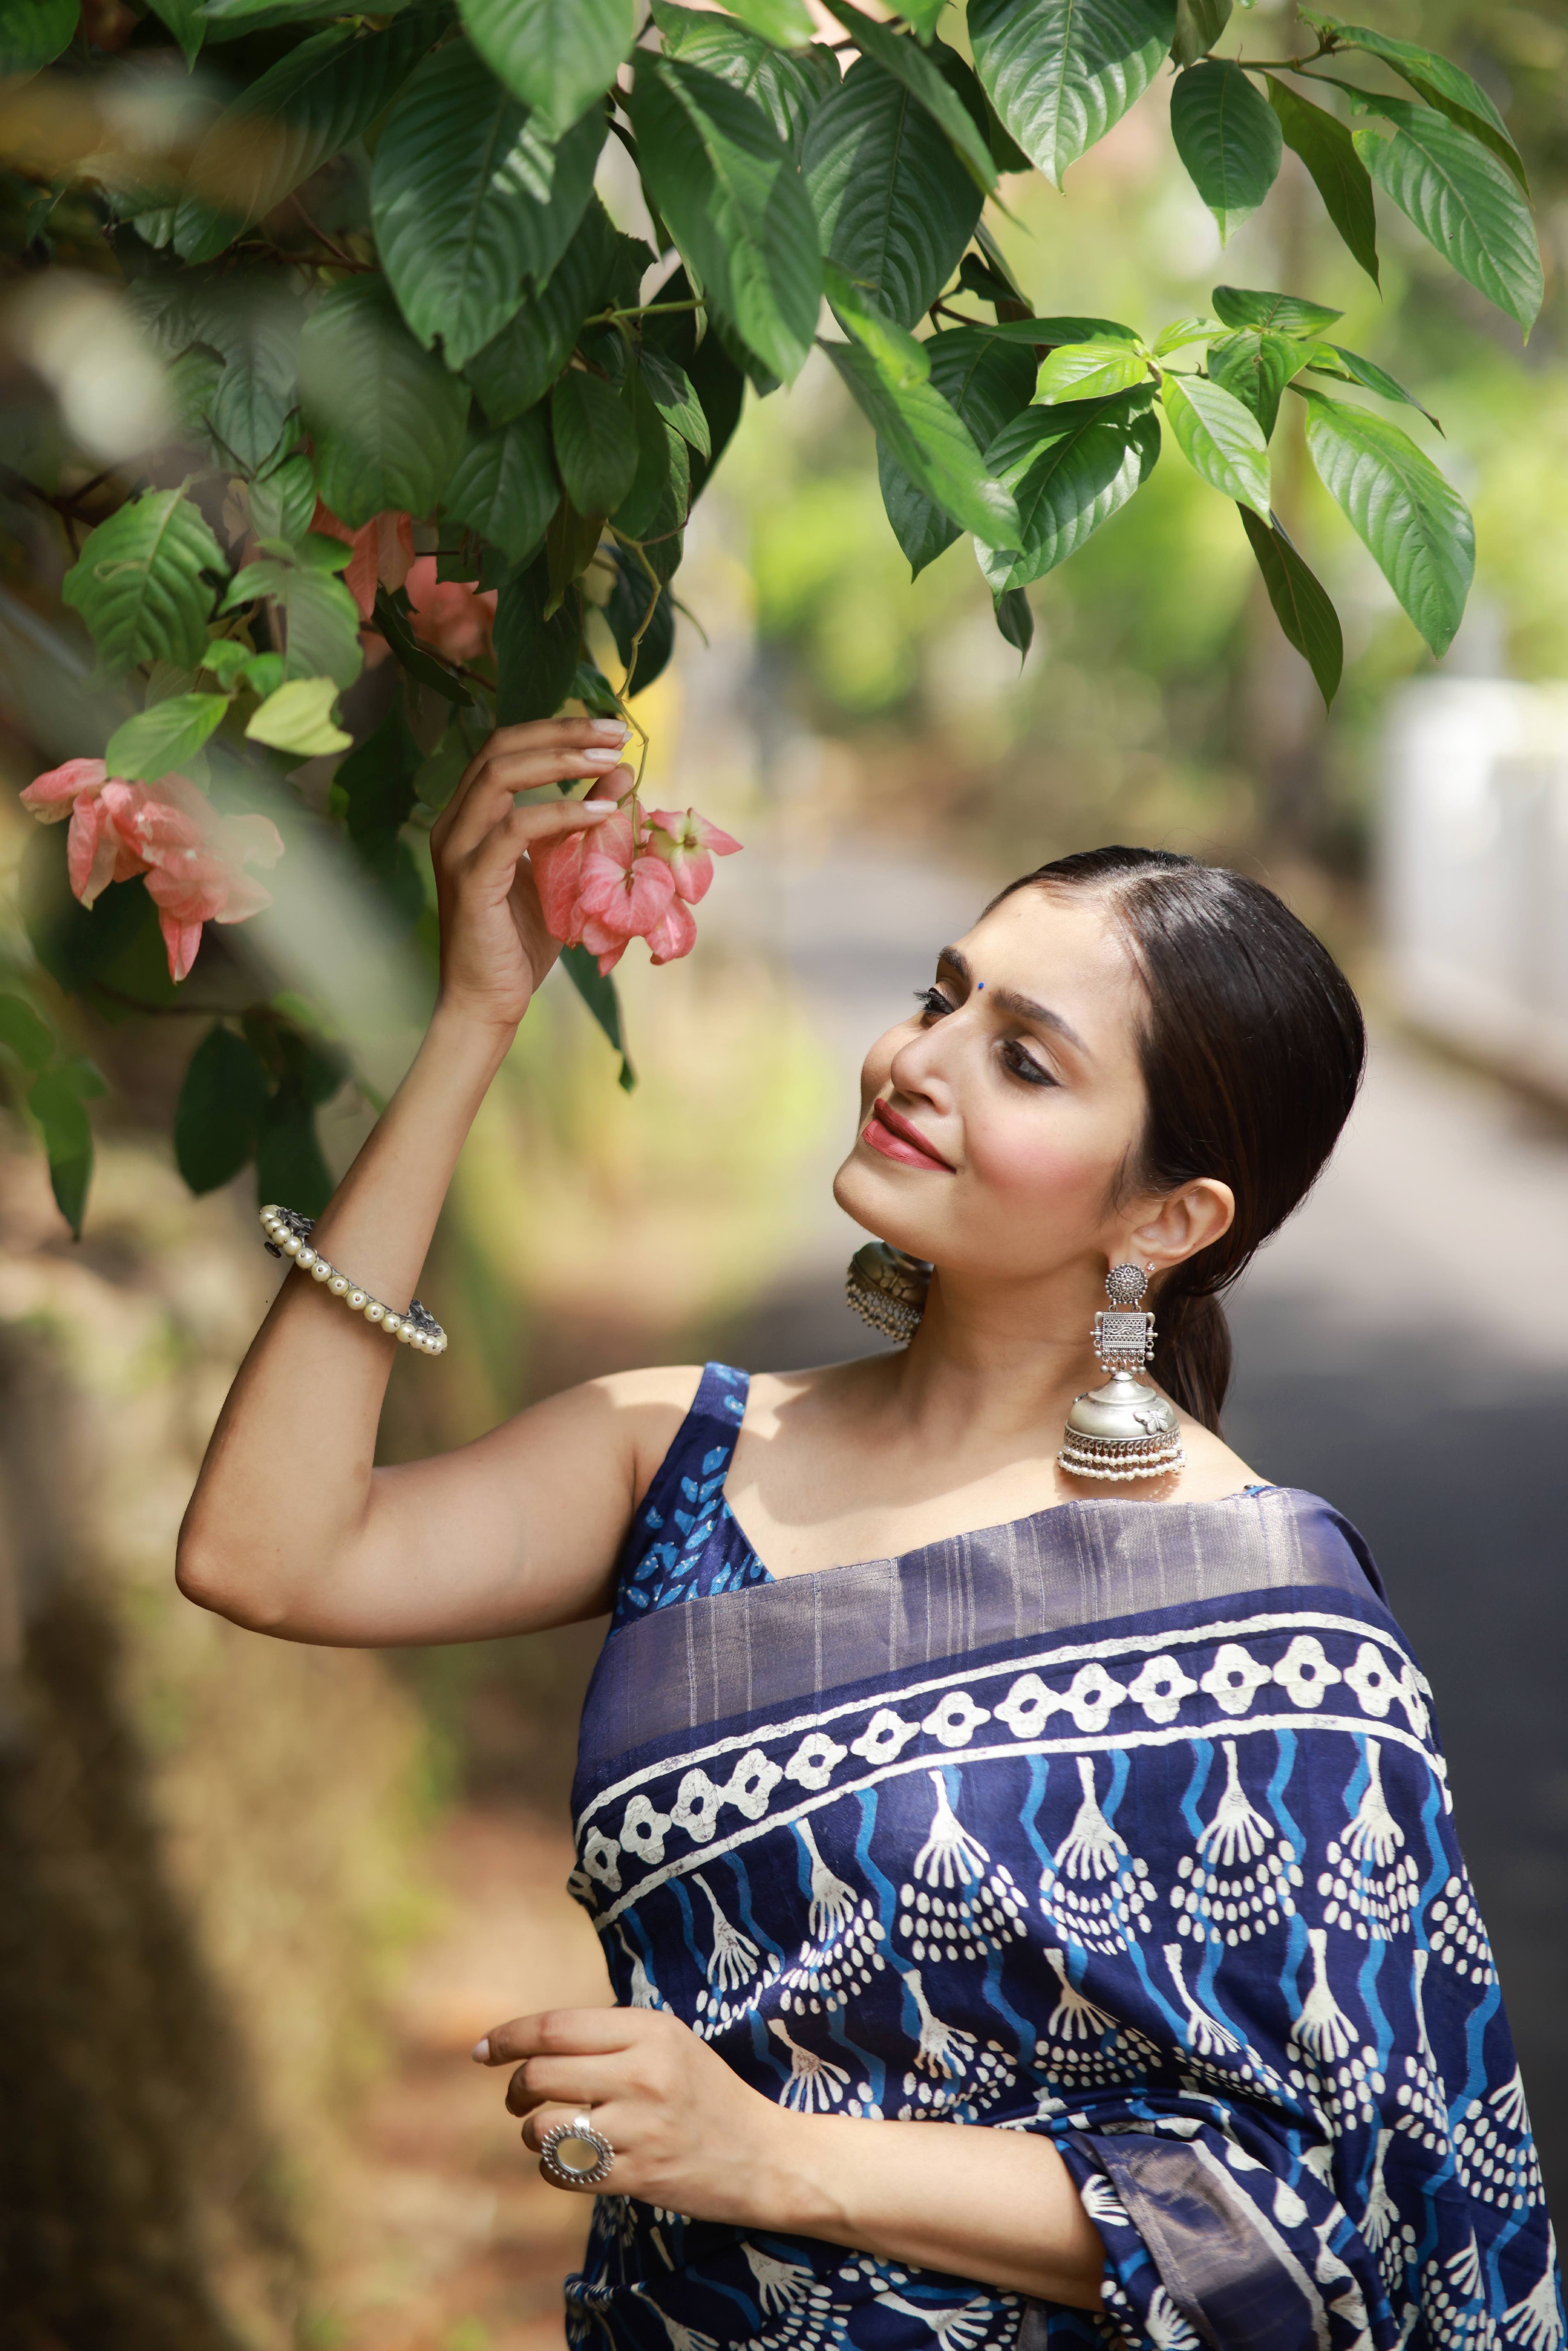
[[914, 986, 955, 1020], [1002, 1040, 1057, 1088]]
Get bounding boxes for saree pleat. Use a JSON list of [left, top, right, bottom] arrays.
[[563, 1367, 1559, 2351]]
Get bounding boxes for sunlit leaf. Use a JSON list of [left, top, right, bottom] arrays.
[[62, 490, 226, 675], [1352, 95, 1542, 339], [824, 336, 1021, 550], [629, 54, 822, 382], [1161, 372, 1270, 516], [1211, 285, 1342, 337], [225, 554, 364, 689], [1034, 339, 1150, 404], [978, 388, 1160, 591], [1265, 76, 1378, 289], [1206, 327, 1310, 438], [1170, 60, 1281, 241], [1306, 343, 1440, 432], [459, 0, 634, 139], [246, 675, 351, 757], [1303, 390, 1473, 655], [722, 0, 815, 42], [818, 4, 997, 193], [980, 314, 1142, 344], [969, 0, 1176, 188], [1302, 10, 1527, 190], [822, 260, 931, 387], [638, 347, 711, 458], [1238, 507, 1342, 708], [805, 55, 981, 327], [653, 2, 832, 159], [465, 198, 618, 425]]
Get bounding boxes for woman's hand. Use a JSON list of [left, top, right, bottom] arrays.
[[429, 717, 633, 1037], [474, 2006, 790, 2227]]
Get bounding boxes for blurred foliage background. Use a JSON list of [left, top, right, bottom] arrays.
[[5, 4, 1568, 2348]]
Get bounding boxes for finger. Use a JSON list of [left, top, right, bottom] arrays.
[[463, 792, 623, 887], [432, 719, 628, 851], [472, 2007, 642, 2067], [521, 2097, 635, 2167], [505, 2052, 627, 2117], [440, 749, 630, 862]]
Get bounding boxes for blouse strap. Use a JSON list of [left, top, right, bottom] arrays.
[[632, 1361, 750, 1528]]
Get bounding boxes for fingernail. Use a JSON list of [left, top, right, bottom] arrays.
[[581, 798, 616, 811], [580, 747, 622, 764], [589, 719, 628, 738], [470, 2037, 490, 2064]]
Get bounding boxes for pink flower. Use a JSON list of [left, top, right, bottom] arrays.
[[645, 807, 743, 905], [645, 893, 698, 966], [311, 503, 415, 622], [20, 760, 283, 982], [403, 556, 496, 666]]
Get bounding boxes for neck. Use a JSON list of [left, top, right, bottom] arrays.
[[882, 1266, 1103, 1450]]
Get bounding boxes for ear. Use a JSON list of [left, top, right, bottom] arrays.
[[1123, 1178, 1235, 1275]]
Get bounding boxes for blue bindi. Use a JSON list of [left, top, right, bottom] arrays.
[[977, 981, 984, 990]]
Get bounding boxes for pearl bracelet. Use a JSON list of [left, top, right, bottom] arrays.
[[259, 1205, 448, 1355]]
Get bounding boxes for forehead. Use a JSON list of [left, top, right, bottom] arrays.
[[957, 885, 1143, 1004]]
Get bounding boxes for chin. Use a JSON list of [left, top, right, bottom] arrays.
[[831, 1149, 938, 1260]]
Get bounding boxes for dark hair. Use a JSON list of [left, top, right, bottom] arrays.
[[993, 848, 1365, 1432]]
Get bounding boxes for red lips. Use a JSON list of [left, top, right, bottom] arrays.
[[861, 1099, 955, 1172]]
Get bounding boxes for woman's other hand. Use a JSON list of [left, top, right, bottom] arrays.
[[429, 718, 632, 1037], [475, 2006, 789, 2227]]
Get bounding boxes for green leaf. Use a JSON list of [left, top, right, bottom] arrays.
[[978, 313, 1142, 344], [822, 260, 931, 387], [0, 992, 54, 1072], [550, 370, 639, 518], [495, 554, 583, 722], [652, 2, 832, 159], [458, 0, 634, 139], [824, 336, 1021, 550], [1151, 316, 1222, 356], [969, 0, 1176, 188], [299, 278, 469, 529], [226, 555, 364, 689], [628, 54, 823, 383], [993, 586, 1034, 657], [642, 267, 749, 499], [559, 944, 635, 1091], [105, 692, 231, 782], [1308, 342, 1440, 433], [604, 544, 675, 693], [1170, 59, 1281, 240], [877, 323, 1035, 574], [1302, 390, 1473, 656], [612, 365, 691, 542], [1211, 284, 1342, 337], [145, 0, 205, 67], [372, 585, 474, 703], [1238, 507, 1342, 710], [717, 0, 815, 45], [30, 1058, 107, 1239], [1265, 76, 1378, 289], [195, 280, 305, 474], [339, 702, 423, 843], [62, 490, 225, 676], [173, 13, 438, 264], [249, 451, 317, 544], [817, 5, 997, 192], [1171, 0, 1231, 66], [1352, 95, 1542, 339], [255, 1095, 333, 1220], [443, 407, 560, 564], [1034, 339, 1150, 404], [638, 347, 711, 458], [804, 55, 980, 328], [200, 638, 256, 688], [978, 390, 1160, 591], [1301, 11, 1527, 191], [246, 676, 351, 757], [1206, 327, 1309, 438], [1161, 371, 1270, 515], [465, 197, 618, 426], [175, 1026, 269, 1195], [372, 41, 603, 370], [0, 0, 76, 75]]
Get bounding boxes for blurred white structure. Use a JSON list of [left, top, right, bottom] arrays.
[[1382, 680, 1568, 1101]]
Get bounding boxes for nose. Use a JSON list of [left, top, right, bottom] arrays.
[[887, 1011, 958, 1112]]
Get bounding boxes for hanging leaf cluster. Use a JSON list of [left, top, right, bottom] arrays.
[[0, 0, 1541, 1229]]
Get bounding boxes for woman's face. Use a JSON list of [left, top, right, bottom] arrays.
[[832, 885, 1160, 1293]]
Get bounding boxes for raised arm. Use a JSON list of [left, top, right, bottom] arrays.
[[176, 717, 688, 1649]]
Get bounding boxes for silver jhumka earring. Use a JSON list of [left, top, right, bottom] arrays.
[[845, 1242, 931, 1342], [1056, 1262, 1185, 1482]]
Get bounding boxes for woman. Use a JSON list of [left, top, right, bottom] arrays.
[[180, 717, 1559, 2351]]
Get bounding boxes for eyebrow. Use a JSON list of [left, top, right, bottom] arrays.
[[937, 946, 1093, 1058]]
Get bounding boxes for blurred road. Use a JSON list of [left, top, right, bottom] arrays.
[[716, 842, 1568, 2202]]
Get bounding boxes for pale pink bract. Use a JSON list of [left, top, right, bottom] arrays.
[[645, 808, 743, 905], [403, 556, 497, 666], [529, 802, 741, 976], [310, 503, 415, 622], [20, 760, 283, 982]]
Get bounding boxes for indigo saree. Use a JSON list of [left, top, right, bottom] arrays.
[[565, 1367, 1560, 2351]]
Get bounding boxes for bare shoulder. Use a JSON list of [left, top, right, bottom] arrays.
[[737, 1356, 890, 1432], [1170, 1407, 1264, 1503]]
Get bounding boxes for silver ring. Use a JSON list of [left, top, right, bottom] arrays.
[[538, 2110, 615, 2189]]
